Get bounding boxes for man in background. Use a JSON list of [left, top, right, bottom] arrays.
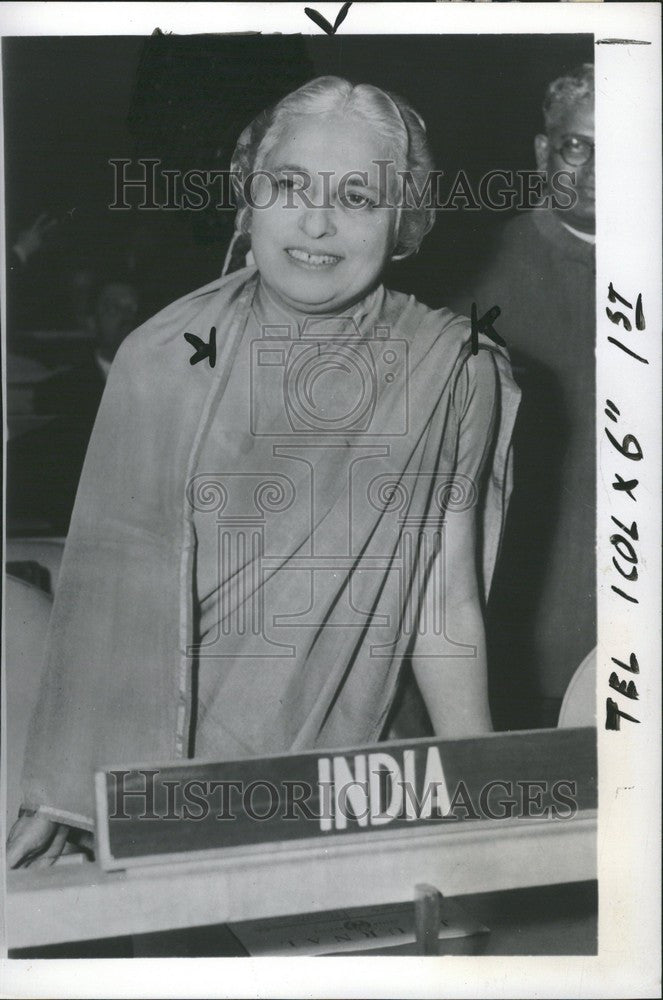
[[35, 280, 139, 404], [452, 63, 596, 728]]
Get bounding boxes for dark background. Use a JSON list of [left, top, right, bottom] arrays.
[[3, 33, 593, 327]]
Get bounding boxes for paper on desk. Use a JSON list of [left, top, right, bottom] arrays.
[[228, 897, 489, 956]]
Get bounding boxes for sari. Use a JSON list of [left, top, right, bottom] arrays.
[[22, 267, 520, 828]]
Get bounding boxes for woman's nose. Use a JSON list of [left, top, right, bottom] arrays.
[[298, 206, 337, 239]]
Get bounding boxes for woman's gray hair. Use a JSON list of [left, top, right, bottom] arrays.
[[229, 75, 435, 259]]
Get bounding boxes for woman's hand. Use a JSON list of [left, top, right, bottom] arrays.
[[6, 812, 70, 869]]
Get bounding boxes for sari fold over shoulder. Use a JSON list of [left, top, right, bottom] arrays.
[[21, 268, 520, 828]]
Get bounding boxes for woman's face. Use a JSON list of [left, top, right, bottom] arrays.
[[249, 112, 399, 314]]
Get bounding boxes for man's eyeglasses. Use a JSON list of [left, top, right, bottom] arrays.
[[552, 136, 594, 167]]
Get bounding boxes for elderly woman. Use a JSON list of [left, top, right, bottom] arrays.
[[8, 77, 520, 867]]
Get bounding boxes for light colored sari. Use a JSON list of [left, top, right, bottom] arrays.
[[22, 267, 520, 828]]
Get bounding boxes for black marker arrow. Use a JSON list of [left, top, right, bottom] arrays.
[[184, 326, 216, 368], [305, 2, 352, 35], [470, 303, 506, 356], [596, 39, 651, 45]]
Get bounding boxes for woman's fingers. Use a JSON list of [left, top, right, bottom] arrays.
[[6, 814, 59, 868], [30, 824, 70, 869], [76, 830, 95, 854]]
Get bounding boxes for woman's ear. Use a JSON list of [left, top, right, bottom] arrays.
[[534, 134, 550, 173]]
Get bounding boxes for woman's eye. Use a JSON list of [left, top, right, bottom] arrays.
[[343, 192, 374, 209], [278, 176, 306, 191]]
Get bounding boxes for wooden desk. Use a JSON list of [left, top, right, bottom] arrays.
[[10, 881, 598, 958], [6, 811, 596, 953]]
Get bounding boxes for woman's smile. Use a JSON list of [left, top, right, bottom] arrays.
[[284, 247, 344, 269]]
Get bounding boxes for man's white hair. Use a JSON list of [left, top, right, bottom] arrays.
[[543, 63, 594, 132]]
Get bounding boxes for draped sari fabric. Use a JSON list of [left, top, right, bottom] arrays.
[[22, 268, 520, 828]]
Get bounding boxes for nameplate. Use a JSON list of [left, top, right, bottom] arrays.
[[95, 727, 596, 870]]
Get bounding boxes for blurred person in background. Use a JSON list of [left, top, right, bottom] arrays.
[[7, 278, 139, 536], [452, 63, 596, 728]]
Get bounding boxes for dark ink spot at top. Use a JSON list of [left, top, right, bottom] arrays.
[[305, 2, 353, 36], [596, 39, 651, 45]]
